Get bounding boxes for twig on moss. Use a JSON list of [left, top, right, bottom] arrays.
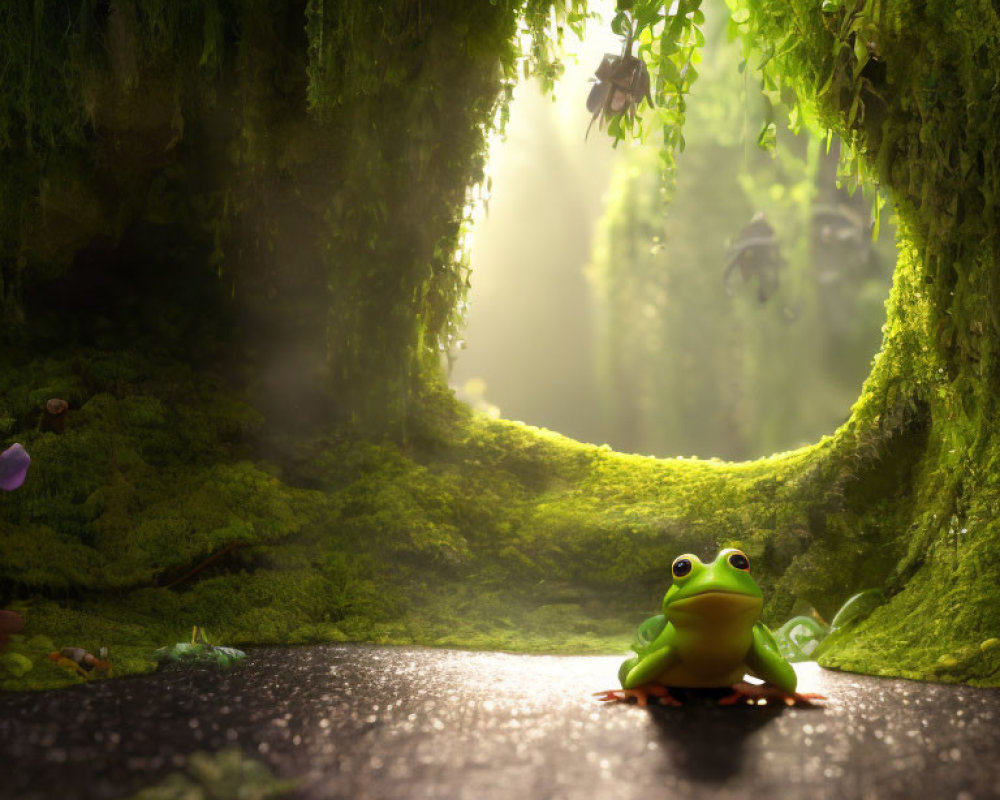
[[160, 542, 248, 590]]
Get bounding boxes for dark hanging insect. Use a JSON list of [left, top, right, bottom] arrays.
[[585, 24, 653, 139], [810, 201, 872, 284], [723, 212, 785, 303]]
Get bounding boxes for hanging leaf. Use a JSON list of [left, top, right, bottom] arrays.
[[611, 10, 630, 36], [871, 192, 886, 241], [757, 121, 778, 151]]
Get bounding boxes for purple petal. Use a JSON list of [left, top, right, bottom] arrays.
[[0, 443, 30, 491]]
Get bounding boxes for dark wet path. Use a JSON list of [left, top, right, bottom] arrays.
[[2, 644, 999, 799]]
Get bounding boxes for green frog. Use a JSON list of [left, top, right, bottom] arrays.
[[596, 548, 822, 707]]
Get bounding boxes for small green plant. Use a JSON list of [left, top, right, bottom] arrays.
[[128, 748, 296, 800], [153, 626, 246, 670]]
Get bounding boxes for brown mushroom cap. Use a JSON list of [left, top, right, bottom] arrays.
[[45, 398, 69, 415], [0, 609, 24, 635]]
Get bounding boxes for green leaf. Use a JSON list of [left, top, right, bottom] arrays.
[[634, 3, 663, 28], [817, 70, 836, 98], [757, 121, 777, 151], [608, 113, 624, 141], [871, 192, 885, 241], [854, 36, 869, 64], [611, 10, 630, 36], [660, 57, 681, 86], [848, 90, 862, 126], [830, 589, 885, 630], [761, 93, 775, 123]]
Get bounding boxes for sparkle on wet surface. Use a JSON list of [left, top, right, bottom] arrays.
[[1, 645, 999, 800]]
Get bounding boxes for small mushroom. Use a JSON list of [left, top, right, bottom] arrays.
[[0, 609, 24, 649], [43, 398, 69, 434], [48, 646, 113, 678], [0, 443, 30, 491]]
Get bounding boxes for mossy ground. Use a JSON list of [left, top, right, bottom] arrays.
[[0, 344, 804, 690], [1, 332, 993, 692]]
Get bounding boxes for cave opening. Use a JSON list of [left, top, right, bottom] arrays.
[[455, 4, 896, 462]]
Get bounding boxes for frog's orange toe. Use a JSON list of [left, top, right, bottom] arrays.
[[642, 684, 682, 706], [789, 692, 827, 706], [719, 681, 826, 707], [593, 684, 681, 707]]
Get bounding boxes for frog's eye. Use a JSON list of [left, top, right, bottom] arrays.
[[728, 551, 750, 571], [672, 557, 693, 579]]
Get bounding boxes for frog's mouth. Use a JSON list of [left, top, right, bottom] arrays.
[[669, 591, 762, 618]]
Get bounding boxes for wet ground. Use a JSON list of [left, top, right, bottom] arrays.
[[2, 644, 999, 800]]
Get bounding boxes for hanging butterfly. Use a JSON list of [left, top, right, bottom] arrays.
[[723, 212, 785, 304], [585, 25, 653, 139]]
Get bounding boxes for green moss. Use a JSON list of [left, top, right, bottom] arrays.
[[0, 331, 995, 690], [0, 344, 816, 688], [125, 747, 297, 800]]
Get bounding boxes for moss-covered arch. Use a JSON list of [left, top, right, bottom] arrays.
[[1, 0, 999, 689], [718, 0, 1000, 679]]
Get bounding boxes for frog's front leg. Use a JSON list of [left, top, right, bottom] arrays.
[[744, 622, 798, 693], [622, 643, 680, 689], [594, 646, 683, 706], [722, 623, 825, 706]]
